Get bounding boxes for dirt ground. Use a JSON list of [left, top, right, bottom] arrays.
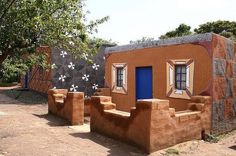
[[0, 91, 236, 156]]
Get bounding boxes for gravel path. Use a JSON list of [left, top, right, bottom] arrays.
[[0, 92, 235, 156]]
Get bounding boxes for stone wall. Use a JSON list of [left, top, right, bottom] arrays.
[[48, 89, 84, 125], [212, 34, 236, 134], [90, 96, 212, 153]]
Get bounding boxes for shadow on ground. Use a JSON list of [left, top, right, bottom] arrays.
[[70, 132, 145, 156], [1, 89, 47, 104], [33, 112, 144, 156], [228, 145, 236, 150], [33, 113, 69, 127]]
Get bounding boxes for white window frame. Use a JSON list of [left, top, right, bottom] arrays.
[[166, 59, 194, 99], [111, 63, 128, 94]]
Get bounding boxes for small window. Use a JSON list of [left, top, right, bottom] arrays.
[[175, 65, 186, 90], [111, 63, 128, 94], [116, 67, 124, 87]]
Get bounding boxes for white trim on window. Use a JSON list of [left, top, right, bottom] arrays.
[[166, 59, 194, 99], [111, 63, 128, 94]]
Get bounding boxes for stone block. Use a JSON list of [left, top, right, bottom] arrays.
[[233, 78, 236, 97], [213, 77, 226, 100], [226, 60, 233, 77], [226, 40, 234, 60], [233, 99, 236, 116], [212, 100, 225, 123], [224, 99, 233, 119], [233, 62, 236, 77], [213, 35, 226, 59], [234, 43, 236, 61], [213, 58, 226, 76], [226, 78, 233, 98]]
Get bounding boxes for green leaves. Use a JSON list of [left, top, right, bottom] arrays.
[[159, 21, 236, 41], [159, 24, 192, 39], [1, 53, 48, 82], [0, 0, 109, 81], [194, 20, 236, 41]]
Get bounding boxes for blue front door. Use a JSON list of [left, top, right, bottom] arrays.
[[136, 67, 153, 100]]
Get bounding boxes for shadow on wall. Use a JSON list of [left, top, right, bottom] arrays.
[[69, 132, 145, 156]]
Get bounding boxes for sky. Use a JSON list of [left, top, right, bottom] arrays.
[[86, 0, 236, 45]]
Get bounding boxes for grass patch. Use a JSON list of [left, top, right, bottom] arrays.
[[1, 89, 47, 104], [0, 82, 18, 87], [205, 130, 236, 143], [204, 134, 219, 143], [165, 148, 179, 155]]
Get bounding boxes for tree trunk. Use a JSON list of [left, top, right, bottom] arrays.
[[0, 53, 8, 66]]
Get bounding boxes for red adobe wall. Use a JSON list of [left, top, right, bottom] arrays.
[[21, 46, 53, 93], [90, 95, 212, 153], [48, 89, 84, 125]]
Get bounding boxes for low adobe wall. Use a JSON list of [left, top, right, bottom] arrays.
[[48, 89, 84, 125], [90, 96, 212, 153]]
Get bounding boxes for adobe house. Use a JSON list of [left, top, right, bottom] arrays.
[[101, 33, 236, 134], [21, 44, 115, 97]]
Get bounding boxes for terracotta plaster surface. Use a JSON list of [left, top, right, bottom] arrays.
[[105, 43, 212, 112], [90, 96, 212, 153], [48, 89, 84, 125], [21, 46, 52, 93], [1, 92, 235, 156], [104, 33, 236, 135]]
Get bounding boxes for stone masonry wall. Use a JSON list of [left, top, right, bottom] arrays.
[[212, 34, 236, 134]]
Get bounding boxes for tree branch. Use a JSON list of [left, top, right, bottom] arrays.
[[0, 0, 17, 23]]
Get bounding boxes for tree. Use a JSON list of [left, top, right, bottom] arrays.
[[159, 24, 192, 39], [130, 37, 155, 44], [159, 21, 236, 41], [0, 0, 108, 81], [194, 20, 236, 41]]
